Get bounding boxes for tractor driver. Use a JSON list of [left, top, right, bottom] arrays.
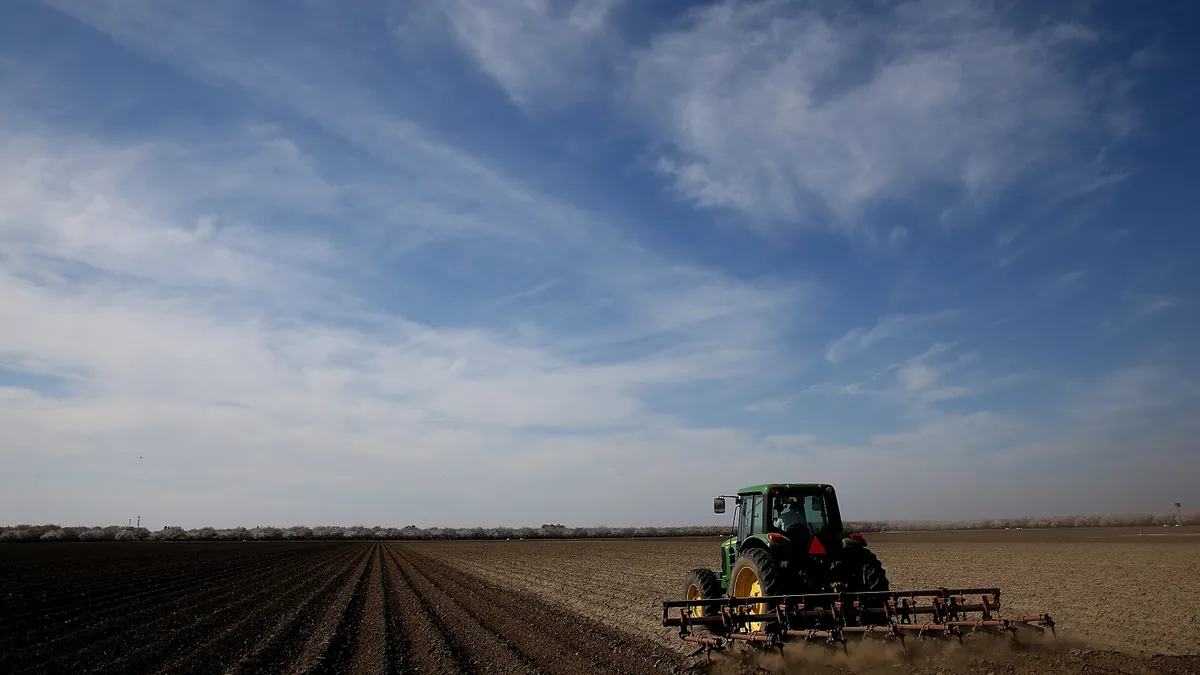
[[772, 495, 809, 533]]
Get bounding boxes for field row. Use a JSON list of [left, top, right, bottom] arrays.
[[4, 536, 1198, 674], [413, 534, 1200, 670], [0, 542, 687, 675]]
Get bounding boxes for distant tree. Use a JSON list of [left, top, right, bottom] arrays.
[[79, 527, 113, 541], [284, 526, 313, 540]]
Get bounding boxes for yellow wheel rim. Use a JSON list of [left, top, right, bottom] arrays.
[[686, 583, 706, 617], [733, 567, 766, 632]]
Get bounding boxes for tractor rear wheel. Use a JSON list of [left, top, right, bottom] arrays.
[[729, 548, 784, 632], [683, 568, 721, 619], [839, 547, 889, 592]]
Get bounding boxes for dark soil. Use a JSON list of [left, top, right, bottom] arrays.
[[0, 542, 690, 674], [2, 541, 1196, 674]]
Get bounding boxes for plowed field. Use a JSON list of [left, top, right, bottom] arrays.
[[416, 529, 1200, 674], [0, 542, 685, 674], [2, 530, 1198, 674]]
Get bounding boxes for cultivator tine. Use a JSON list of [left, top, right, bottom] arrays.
[[663, 587, 1055, 653]]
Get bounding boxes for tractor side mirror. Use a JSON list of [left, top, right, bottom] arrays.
[[714, 497, 726, 514]]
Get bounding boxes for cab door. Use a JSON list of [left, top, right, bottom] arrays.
[[737, 494, 762, 550]]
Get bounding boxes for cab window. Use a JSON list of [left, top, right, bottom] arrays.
[[803, 495, 829, 532], [771, 493, 831, 534], [738, 494, 764, 541]]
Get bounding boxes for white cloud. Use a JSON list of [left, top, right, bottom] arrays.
[[742, 396, 790, 413], [424, 0, 624, 108], [825, 311, 955, 364], [822, 341, 1015, 413], [0, 130, 789, 526], [1128, 293, 1179, 320], [0, 127, 791, 436], [1042, 270, 1087, 300], [38, 0, 806, 356], [630, 0, 1132, 231], [1061, 366, 1198, 421], [0, 131, 342, 300], [1102, 292, 1180, 329], [883, 342, 980, 405]]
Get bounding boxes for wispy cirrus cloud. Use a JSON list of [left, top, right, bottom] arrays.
[[1100, 291, 1180, 331], [0, 123, 804, 526], [1041, 270, 1087, 301], [629, 0, 1133, 232], [824, 311, 957, 364], [885, 342, 977, 405], [417, 0, 625, 109]]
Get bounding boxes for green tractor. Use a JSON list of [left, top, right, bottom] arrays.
[[665, 483, 1055, 651], [683, 483, 887, 616]]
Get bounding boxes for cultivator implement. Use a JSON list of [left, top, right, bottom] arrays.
[[663, 587, 1054, 655]]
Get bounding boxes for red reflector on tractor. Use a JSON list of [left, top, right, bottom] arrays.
[[766, 533, 789, 544], [808, 538, 827, 555]]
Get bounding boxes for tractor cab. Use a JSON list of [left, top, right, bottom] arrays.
[[712, 483, 850, 593]]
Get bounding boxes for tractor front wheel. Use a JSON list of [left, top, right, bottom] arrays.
[[683, 568, 721, 619]]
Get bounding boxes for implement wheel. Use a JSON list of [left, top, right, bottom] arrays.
[[729, 548, 784, 633], [683, 568, 721, 619]]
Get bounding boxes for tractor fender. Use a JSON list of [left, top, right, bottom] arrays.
[[738, 538, 770, 554], [842, 532, 869, 548]]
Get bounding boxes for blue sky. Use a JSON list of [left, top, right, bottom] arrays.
[[1, 0, 1198, 529]]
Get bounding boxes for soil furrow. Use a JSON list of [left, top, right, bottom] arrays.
[[149, 546, 363, 675], [103, 546, 361, 675], [386, 544, 538, 675], [0, 542, 300, 593], [0, 546, 307, 617], [1, 546, 308, 635], [1, 547, 322, 663], [18, 547, 342, 674], [347, 544, 388, 675], [396, 545, 683, 675], [289, 543, 375, 674], [382, 542, 480, 673], [222, 544, 372, 675], [378, 541, 457, 673], [0, 546, 272, 597]]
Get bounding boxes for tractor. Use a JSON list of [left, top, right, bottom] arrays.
[[663, 483, 1055, 653], [683, 483, 888, 612]]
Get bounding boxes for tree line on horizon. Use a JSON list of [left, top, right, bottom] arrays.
[[1, 510, 1194, 542]]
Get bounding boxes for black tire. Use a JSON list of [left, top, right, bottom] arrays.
[[729, 548, 786, 632], [683, 568, 722, 619], [839, 547, 890, 592], [683, 568, 722, 600], [729, 548, 785, 596]]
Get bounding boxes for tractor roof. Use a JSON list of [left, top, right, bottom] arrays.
[[737, 483, 831, 495]]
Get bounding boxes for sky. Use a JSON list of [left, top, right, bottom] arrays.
[[1, 0, 1198, 530]]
